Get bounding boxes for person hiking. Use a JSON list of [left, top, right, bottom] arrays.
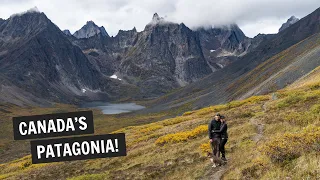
[[212, 115, 228, 162], [208, 113, 222, 167]]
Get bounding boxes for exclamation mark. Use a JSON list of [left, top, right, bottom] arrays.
[[115, 139, 119, 152]]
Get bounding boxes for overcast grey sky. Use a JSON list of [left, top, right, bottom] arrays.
[[0, 0, 319, 37]]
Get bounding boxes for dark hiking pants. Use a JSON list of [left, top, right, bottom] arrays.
[[220, 138, 228, 158], [211, 137, 221, 158]]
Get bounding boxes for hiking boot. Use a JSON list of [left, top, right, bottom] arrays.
[[221, 157, 227, 161]]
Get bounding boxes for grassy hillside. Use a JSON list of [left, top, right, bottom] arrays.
[[0, 66, 320, 179]]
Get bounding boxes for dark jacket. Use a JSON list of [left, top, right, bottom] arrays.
[[208, 120, 221, 139], [212, 122, 228, 139]]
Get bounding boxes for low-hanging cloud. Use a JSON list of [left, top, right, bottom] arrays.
[[0, 0, 319, 37]]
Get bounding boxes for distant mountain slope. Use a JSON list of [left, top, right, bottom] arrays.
[[287, 65, 320, 90], [0, 75, 50, 106], [233, 32, 320, 100]]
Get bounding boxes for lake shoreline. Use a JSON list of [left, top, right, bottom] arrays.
[[80, 102, 145, 115]]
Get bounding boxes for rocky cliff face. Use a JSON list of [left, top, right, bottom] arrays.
[[73, 21, 109, 39], [117, 14, 213, 97], [196, 24, 252, 69], [279, 16, 299, 32], [70, 27, 139, 77]]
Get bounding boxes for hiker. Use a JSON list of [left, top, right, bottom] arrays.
[[208, 113, 222, 167], [212, 115, 228, 161]]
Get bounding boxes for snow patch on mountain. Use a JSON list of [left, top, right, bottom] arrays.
[[110, 74, 122, 80]]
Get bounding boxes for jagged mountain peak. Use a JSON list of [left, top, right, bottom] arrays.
[[73, 20, 109, 39], [99, 26, 109, 37], [63, 29, 72, 36], [86, 20, 95, 25], [152, 13, 161, 21], [8, 8, 46, 21], [0, 10, 53, 39], [288, 15, 299, 21], [117, 27, 137, 35], [150, 12, 165, 24], [9, 6, 40, 18], [279, 15, 299, 32], [147, 12, 169, 26]]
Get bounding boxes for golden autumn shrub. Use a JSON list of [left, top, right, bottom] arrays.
[[311, 104, 320, 114], [276, 90, 320, 109], [195, 104, 228, 116], [283, 111, 318, 126], [259, 125, 320, 162], [309, 83, 320, 90], [227, 95, 270, 109], [155, 125, 207, 145], [276, 93, 304, 109], [138, 124, 163, 134], [128, 133, 160, 147], [182, 111, 195, 116], [160, 116, 194, 126], [199, 142, 211, 155]]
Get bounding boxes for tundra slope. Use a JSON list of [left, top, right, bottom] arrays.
[[1, 63, 319, 179]]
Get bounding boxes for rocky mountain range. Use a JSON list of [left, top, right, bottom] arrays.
[[0, 7, 319, 108], [68, 13, 260, 98]]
